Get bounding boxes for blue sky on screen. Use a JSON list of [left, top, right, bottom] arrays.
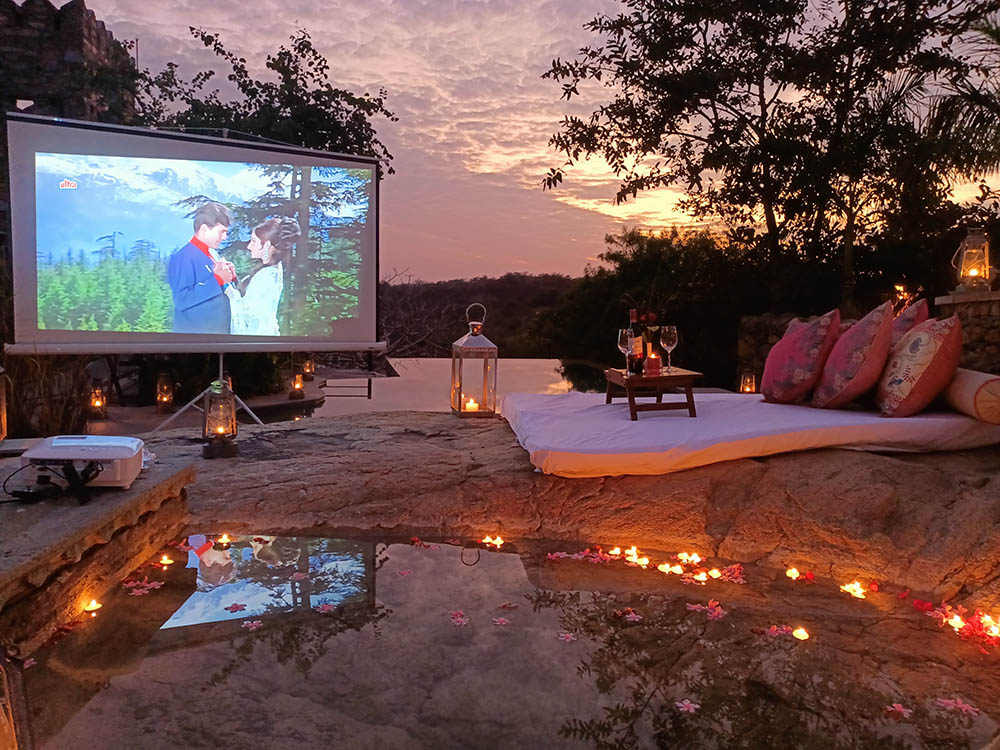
[[35, 153, 366, 265]]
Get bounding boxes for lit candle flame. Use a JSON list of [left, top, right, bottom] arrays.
[[969, 268, 980, 277], [669, 564, 684, 574], [482, 535, 504, 548], [677, 552, 690, 562], [948, 614, 965, 631], [84, 599, 102, 616], [464, 398, 479, 412], [839, 581, 867, 599], [217, 533, 231, 545], [989, 625, 1000, 638], [708, 569, 721, 579], [160, 555, 174, 566], [215, 426, 225, 434], [657, 562, 672, 574], [786, 568, 800, 581], [688, 553, 702, 564], [792, 627, 810, 641], [623, 546, 649, 568], [608, 547, 622, 556], [982, 614, 995, 626], [93, 399, 103, 407], [693, 572, 708, 582]]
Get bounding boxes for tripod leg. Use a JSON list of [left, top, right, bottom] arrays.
[[232, 393, 265, 426], [152, 386, 210, 432]]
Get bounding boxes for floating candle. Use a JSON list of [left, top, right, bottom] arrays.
[[786, 568, 800, 581], [792, 627, 810, 641]]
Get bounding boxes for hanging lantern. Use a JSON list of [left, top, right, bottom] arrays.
[[302, 357, 315, 382], [156, 373, 174, 413], [201, 381, 238, 458], [451, 303, 498, 418], [0, 366, 6, 443], [89, 384, 108, 419], [740, 372, 756, 393], [953, 228, 992, 290], [289, 372, 306, 400]]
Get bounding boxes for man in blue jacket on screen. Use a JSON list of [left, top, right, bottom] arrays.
[[167, 202, 236, 334]]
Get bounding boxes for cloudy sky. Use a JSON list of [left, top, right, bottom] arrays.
[[84, 0, 692, 281]]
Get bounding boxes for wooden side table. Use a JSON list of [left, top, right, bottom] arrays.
[[605, 367, 703, 421]]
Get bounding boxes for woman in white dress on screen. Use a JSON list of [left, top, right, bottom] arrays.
[[227, 217, 301, 336]]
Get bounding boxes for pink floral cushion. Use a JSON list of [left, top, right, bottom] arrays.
[[877, 316, 962, 417], [813, 301, 894, 408], [761, 309, 841, 403], [889, 299, 928, 349]]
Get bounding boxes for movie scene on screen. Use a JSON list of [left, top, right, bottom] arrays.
[[35, 153, 372, 338]]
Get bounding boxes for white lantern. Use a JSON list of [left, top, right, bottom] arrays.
[[451, 303, 497, 417], [953, 228, 992, 289]]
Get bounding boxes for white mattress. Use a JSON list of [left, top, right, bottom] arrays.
[[500, 391, 1000, 478]]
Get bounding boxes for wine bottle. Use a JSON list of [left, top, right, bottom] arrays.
[[628, 308, 645, 376]]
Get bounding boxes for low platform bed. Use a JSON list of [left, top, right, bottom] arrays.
[[500, 392, 1000, 478]]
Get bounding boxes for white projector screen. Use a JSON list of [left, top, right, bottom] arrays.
[[5, 113, 383, 354]]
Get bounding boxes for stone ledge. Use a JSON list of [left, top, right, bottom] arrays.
[[139, 412, 1000, 611], [0, 460, 195, 612], [934, 289, 1000, 306]]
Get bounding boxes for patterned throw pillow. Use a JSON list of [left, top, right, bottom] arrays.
[[943, 368, 1000, 424], [813, 301, 894, 408], [877, 316, 962, 417], [761, 309, 841, 403], [889, 299, 928, 349]]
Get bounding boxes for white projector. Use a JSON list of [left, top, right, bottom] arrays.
[[21, 435, 144, 489]]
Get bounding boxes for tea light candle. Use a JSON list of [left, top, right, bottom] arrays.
[[84, 599, 102, 617], [160, 555, 174, 566], [464, 398, 479, 412]]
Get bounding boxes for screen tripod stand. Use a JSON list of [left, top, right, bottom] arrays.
[[153, 353, 263, 432]]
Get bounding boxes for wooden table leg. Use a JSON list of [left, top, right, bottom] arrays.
[[605, 380, 613, 404], [655, 386, 663, 404], [627, 387, 638, 421], [685, 386, 697, 417]]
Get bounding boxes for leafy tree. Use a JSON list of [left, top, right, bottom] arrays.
[[930, 21, 1000, 176], [543, 0, 999, 313], [134, 27, 396, 169]]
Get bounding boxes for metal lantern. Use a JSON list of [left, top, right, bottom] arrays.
[[89, 383, 108, 419], [451, 303, 498, 417], [156, 373, 174, 413], [740, 372, 756, 394], [0, 366, 6, 442], [302, 357, 315, 381], [953, 228, 992, 289], [202, 381, 238, 458], [289, 372, 305, 400]]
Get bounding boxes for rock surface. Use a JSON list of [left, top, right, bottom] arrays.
[[143, 412, 1000, 610]]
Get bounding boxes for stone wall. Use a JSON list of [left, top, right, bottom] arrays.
[[935, 290, 1000, 375], [0, 0, 135, 223]]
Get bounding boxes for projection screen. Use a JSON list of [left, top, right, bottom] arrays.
[[5, 113, 383, 353]]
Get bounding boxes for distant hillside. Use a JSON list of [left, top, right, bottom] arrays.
[[379, 272, 575, 358]]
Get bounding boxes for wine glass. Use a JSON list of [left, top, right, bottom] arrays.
[[617, 329, 634, 373], [660, 326, 678, 372]]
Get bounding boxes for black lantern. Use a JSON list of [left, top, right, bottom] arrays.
[[450, 303, 498, 417], [201, 381, 238, 459], [88, 383, 108, 419], [156, 373, 174, 413], [289, 372, 306, 400], [953, 228, 993, 290], [302, 357, 315, 382]]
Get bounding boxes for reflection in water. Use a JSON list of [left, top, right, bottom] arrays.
[[19, 536, 1000, 749]]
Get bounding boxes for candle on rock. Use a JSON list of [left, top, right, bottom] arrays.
[[84, 599, 102, 617]]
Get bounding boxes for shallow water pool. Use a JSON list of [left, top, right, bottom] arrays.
[[18, 533, 1000, 749]]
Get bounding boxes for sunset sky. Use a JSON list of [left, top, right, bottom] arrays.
[[86, 0, 693, 282]]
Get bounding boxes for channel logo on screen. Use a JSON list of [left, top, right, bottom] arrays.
[[58, 178, 77, 189]]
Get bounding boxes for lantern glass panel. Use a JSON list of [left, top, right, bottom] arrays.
[[202, 382, 237, 439]]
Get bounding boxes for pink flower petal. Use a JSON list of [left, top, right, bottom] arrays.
[[290, 572, 308, 581], [557, 632, 577, 642], [397, 570, 413, 576], [224, 603, 246, 613], [492, 617, 510, 626], [241, 620, 263, 631]]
